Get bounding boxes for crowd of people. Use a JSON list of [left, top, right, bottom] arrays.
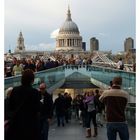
[[4, 57, 63, 77], [72, 90, 104, 137], [4, 68, 129, 140], [5, 53, 134, 78], [4, 54, 95, 78]]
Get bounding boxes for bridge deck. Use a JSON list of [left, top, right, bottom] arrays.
[[48, 118, 135, 140]]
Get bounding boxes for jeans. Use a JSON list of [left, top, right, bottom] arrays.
[[65, 110, 69, 123], [40, 118, 49, 140], [86, 110, 97, 128], [56, 114, 64, 126], [107, 122, 129, 140]]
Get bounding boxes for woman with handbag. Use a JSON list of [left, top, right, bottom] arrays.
[[84, 91, 99, 138]]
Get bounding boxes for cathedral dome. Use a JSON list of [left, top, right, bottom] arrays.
[[59, 7, 79, 34], [59, 21, 79, 33], [56, 6, 82, 52]]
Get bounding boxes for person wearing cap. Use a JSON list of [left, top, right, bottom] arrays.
[[39, 83, 53, 140], [99, 76, 129, 140]]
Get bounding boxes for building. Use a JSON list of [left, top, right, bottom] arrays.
[[90, 37, 99, 52], [124, 37, 134, 52], [15, 31, 25, 53], [56, 6, 83, 52], [82, 42, 86, 51]]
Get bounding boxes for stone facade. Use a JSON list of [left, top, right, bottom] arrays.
[[15, 32, 25, 53]]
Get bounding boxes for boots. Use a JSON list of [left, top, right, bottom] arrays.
[[93, 127, 98, 137], [86, 128, 91, 138]]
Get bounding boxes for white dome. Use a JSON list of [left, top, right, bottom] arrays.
[[59, 8, 79, 34], [59, 21, 79, 33], [56, 6, 83, 52]]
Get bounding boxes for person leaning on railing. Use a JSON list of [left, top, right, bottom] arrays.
[[12, 60, 23, 76]]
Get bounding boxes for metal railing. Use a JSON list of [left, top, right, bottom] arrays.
[[5, 65, 136, 96]]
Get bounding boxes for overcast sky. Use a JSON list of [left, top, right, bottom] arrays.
[[5, 0, 136, 53]]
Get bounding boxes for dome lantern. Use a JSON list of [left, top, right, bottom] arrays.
[[66, 5, 72, 21], [59, 6, 79, 34]]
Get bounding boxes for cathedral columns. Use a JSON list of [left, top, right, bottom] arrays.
[[74, 39, 76, 46], [68, 39, 69, 46], [72, 39, 74, 46], [64, 39, 66, 46], [63, 39, 64, 46]]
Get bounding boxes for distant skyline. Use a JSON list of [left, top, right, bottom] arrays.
[[5, 0, 135, 53]]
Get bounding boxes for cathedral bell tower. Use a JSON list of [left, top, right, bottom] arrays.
[[15, 31, 25, 53]]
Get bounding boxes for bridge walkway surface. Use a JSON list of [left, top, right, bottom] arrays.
[[48, 117, 135, 140]]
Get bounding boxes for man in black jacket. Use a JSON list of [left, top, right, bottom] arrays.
[[5, 69, 41, 140], [39, 83, 53, 140], [54, 93, 66, 127]]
